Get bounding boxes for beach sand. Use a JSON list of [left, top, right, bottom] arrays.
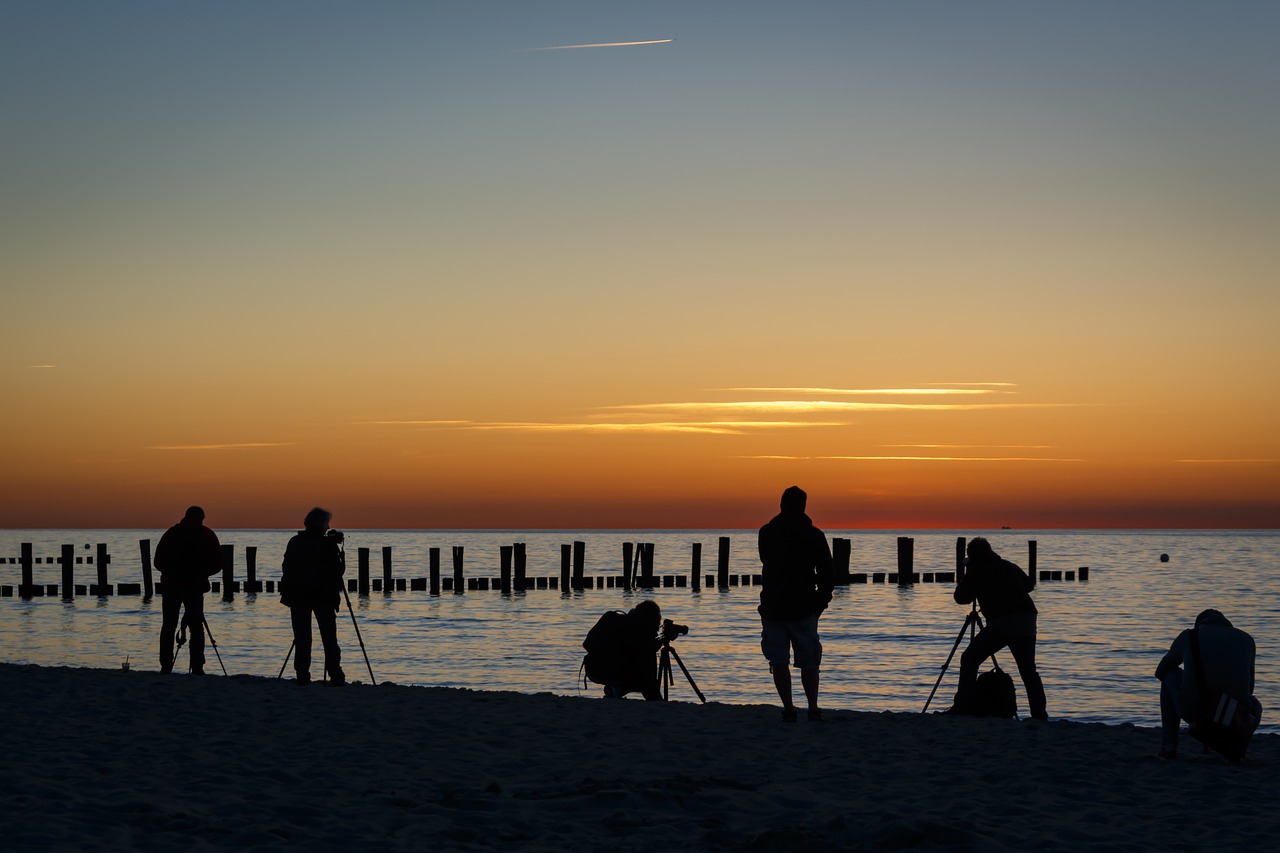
[[1, 663, 1275, 851]]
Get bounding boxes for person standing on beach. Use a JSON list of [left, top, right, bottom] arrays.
[[1154, 609, 1261, 759], [154, 505, 222, 675], [758, 486, 835, 722], [281, 507, 346, 685], [946, 537, 1048, 720]]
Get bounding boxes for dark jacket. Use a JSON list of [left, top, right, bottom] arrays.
[[1155, 611, 1257, 721], [154, 518, 221, 593], [280, 528, 344, 610], [758, 510, 835, 621], [953, 555, 1037, 620]]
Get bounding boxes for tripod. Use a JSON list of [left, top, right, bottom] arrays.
[[921, 603, 999, 713], [658, 637, 706, 703], [175, 608, 228, 675]]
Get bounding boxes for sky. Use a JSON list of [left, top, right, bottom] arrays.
[[2, 1, 1278, 530]]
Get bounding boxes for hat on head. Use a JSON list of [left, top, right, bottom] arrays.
[[184, 506, 205, 521], [780, 486, 807, 512]]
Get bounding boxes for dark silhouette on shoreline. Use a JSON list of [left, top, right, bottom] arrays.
[[153, 505, 221, 675]]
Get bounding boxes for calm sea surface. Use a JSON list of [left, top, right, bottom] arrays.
[[2, 529, 1277, 732]]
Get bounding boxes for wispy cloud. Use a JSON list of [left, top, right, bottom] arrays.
[[25, 364, 56, 369], [606, 400, 1078, 414], [356, 420, 472, 426], [361, 420, 846, 435], [529, 38, 675, 51], [886, 444, 1057, 449], [148, 442, 294, 451], [741, 454, 1085, 462], [721, 387, 1013, 396], [1176, 458, 1280, 464]]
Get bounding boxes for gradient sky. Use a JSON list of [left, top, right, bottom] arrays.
[[3, 1, 1278, 529]]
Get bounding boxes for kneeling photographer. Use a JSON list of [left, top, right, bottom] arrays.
[[582, 600, 686, 701]]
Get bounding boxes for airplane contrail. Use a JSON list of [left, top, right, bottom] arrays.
[[530, 38, 675, 51]]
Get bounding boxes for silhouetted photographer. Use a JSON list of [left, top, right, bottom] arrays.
[[154, 505, 222, 675], [582, 600, 679, 700], [280, 507, 346, 686], [943, 537, 1047, 720]]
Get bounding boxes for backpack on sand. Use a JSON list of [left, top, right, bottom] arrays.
[[973, 666, 1017, 718]]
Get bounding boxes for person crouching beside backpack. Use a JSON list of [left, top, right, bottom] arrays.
[[583, 600, 666, 700]]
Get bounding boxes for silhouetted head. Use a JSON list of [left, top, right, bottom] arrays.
[[632, 599, 661, 631], [303, 506, 332, 532], [780, 486, 807, 513], [183, 506, 205, 522], [967, 537, 998, 564], [1195, 608, 1232, 628]]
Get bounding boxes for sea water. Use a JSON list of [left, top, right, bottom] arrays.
[[2, 529, 1277, 732]]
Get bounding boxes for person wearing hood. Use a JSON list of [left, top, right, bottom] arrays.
[[758, 486, 835, 722], [1154, 609, 1261, 759], [153, 505, 222, 674], [281, 507, 346, 685], [946, 536, 1048, 719]]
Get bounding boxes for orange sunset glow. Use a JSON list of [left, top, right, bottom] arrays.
[[3, 3, 1278, 530]]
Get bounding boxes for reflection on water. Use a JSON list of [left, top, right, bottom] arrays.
[[2, 529, 1278, 732]]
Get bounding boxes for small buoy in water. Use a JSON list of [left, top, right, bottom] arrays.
[[1160, 553, 1170, 563]]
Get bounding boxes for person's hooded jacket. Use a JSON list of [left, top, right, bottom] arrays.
[[280, 528, 344, 610], [1155, 609, 1258, 721], [154, 516, 221, 593]]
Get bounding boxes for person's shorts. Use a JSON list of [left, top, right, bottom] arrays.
[[760, 613, 821, 669]]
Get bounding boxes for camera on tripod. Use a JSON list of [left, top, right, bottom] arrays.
[[662, 618, 689, 641]]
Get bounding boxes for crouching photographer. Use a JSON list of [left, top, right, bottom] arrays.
[[582, 600, 686, 701]]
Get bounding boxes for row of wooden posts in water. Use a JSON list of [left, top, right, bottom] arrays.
[[1, 536, 1089, 600]]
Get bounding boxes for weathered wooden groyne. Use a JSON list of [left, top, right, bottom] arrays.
[[2, 536, 1087, 599]]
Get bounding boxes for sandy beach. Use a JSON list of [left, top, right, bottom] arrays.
[[1, 663, 1275, 851]]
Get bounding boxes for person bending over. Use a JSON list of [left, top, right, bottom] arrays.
[[583, 600, 666, 700], [946, 537, 1047, 720], [281, 507, 346, 686]]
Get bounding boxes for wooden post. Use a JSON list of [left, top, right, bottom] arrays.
[[245, 546, 258, 593], [897, 536, 914, 586], [691, 542, 702, 592], [514, 543, 526, 590], [140, 539, 154, 600], [220, 544, 234, 601], [500, 545, 513, 594], [560, 544, 571, 592], [63, 544, 76, 599], [717, 537, 730, 589], [355, 547, 370, 596], [956, 537, 967, 581], [572, 541, 585, 590], [1028, 540, 1038, 589], [429, 547, 441, 596], [20, 543, 33, 599], [452, 546, 464, 594], [622, 542, 634, 589], [832, 538, 851, 585], [96, 543, 109, 593], [641, 543, 655, 589], [382, 546, 393, 595]]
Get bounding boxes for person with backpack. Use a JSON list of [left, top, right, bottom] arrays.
[[758, 486, 835, 722], [582, 600, 665, 700], [1154, 609, 1262, 760], [945, 537, 1048, 720], [281, 507, 346, 686], [153, 505, 222, 675]]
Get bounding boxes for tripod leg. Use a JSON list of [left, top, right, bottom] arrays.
[[665, 646, 707, 704], [341, 585, 377, 685], [277, 640, 295, 680], [922, 612, 976, 713], [202, 615, 228, 676]]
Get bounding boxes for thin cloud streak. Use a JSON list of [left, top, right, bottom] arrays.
[[148, 443, 294, 451], [722, 387, 1010, 396], [607, 400, 1082, 414], [1176, 459, 1280, 464], [529, 38, 675, 51], [886, 444, 1057, 449], [452, 421, 846, 435], [742, 455, 1085, 462]]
